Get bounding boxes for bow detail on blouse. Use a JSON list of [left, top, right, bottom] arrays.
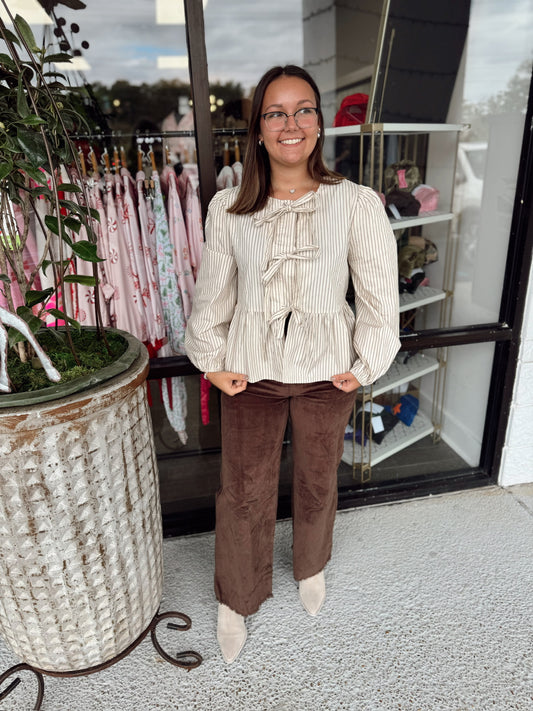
[[261, 244, 319, 285], [254, 191, 320, 338], [254, 190, 317, 226], [255, 191, 319, 286]]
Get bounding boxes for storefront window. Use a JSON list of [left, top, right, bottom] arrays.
[[6, 1, 530, 529], [6, 1, 194, 138], [2, 2, 209, 521], [200, 0, 531, 502]]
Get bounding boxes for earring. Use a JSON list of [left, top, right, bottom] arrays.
[[258, 138, 263, 146], [317, 129, 321, 138]]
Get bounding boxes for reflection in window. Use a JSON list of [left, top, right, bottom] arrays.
[[450, 0, 532, 319]]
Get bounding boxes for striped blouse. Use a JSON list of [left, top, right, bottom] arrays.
[[185, 179, 400, 385]]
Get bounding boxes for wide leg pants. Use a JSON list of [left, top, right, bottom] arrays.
[[215, 379, 356, 616]]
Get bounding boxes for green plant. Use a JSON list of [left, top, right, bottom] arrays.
[[0, 2, 107, 392]]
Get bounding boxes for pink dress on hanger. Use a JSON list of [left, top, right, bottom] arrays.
[[161, 164, 195, 321], [102, 172, 146, 341], [61, 171, 112, 327], [136, 169, 166, 346], [85, 175, 115, 325], [178, 166, 203, 280], [115, 170, 165, 346], [121, 167, 165, 345]]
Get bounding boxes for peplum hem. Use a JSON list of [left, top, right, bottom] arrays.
[[224, 304, 359, 384]]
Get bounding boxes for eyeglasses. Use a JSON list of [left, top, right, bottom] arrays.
[[261, 107, 319, 131]]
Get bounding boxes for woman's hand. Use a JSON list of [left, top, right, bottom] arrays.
[[330, 372, 360, 393], [205, 371, 249, 396]]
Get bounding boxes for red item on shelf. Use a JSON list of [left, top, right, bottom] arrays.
[[333, 93, 368, 127]]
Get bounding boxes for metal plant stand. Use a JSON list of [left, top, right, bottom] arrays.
[[0, 610, 202, 710]]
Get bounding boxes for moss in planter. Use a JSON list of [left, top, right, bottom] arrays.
[[7, 329, 128, 393]]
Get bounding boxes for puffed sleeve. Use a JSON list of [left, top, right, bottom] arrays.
[[348, 185, 401, 385], [184, 189, 238, 373]]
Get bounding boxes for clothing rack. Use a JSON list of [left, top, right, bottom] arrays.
[[70, 128, 249, 141]]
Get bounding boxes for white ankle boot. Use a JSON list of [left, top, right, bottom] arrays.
[[299, 570, 326, 616], [217, 603, 247, 664]]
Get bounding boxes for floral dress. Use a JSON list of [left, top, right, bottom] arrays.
[[147, 170, 188, 444]]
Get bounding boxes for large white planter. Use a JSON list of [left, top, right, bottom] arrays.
[[0, 334, 163, 672]]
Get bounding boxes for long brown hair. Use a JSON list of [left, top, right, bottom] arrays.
[[228, 65, 343, 215]]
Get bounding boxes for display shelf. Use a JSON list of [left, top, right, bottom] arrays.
[[389, 211, 453, 231], [335, 121, 462, 476], [364, 353, 439, 397], [399, 286, 446, 313], [325, 123, 465, 138], [341, 410, 434, 466]]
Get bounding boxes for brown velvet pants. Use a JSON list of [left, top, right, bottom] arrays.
[[215, 379, 356, 616]]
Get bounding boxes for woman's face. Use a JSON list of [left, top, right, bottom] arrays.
[[259, 75, 319, 174]]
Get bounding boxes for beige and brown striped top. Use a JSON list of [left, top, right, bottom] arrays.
[[185, 179, 400, 385]]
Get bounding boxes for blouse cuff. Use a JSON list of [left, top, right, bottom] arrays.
[[350, 362, 373, 388]]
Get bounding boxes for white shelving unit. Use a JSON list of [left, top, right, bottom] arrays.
[[342, 353, 440, 468], [368, 352, 440, 397], [328, 122, 464, 477], [325, 123, 465, 137], [389, 211, 453, 231], [342, 412, 434, 467], [399, 286, 446, 313]]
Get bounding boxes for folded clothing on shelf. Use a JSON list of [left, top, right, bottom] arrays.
[[345, 394, 420, 449], [351, 402, 400, 445], [384, 394, 419, 426]]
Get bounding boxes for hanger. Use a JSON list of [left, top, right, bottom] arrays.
[[78, 148, 87, 177], [223, 141, 230, 166], [88, 147, 99, 176], [234, 138, 241, 163], [101, 147, 111, 174], [148, 148, 157, 173], [137, 147, 144, 172], [113, 146, 120, 174], [165, 144, 172, 166], [120, 145, 128, 169]]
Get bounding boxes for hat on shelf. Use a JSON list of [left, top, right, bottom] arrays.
[[412, 184, 440, 213], [333, 93, 368, 127], [384, 159, 422, 194], [386, 188, 421, 218]]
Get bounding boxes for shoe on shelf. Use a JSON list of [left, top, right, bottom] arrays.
[[217, 603, 247, 664], [299, 570, 326, 616]]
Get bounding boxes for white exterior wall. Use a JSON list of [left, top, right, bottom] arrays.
[[499, 259, 533, 485]]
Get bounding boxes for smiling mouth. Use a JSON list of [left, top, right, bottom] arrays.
[[280, 138, 304, 145]]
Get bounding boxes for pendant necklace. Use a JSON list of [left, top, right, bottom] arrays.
[[289, 188, 296, 194]]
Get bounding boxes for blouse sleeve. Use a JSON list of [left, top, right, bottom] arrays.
[[184, 190, 237, 373], [348, 185, 401, 386]]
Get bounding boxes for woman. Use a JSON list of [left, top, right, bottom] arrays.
[[185, 65, 400, 663]]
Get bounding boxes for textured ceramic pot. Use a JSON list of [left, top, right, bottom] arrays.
[[0, 332, 163, 672]]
